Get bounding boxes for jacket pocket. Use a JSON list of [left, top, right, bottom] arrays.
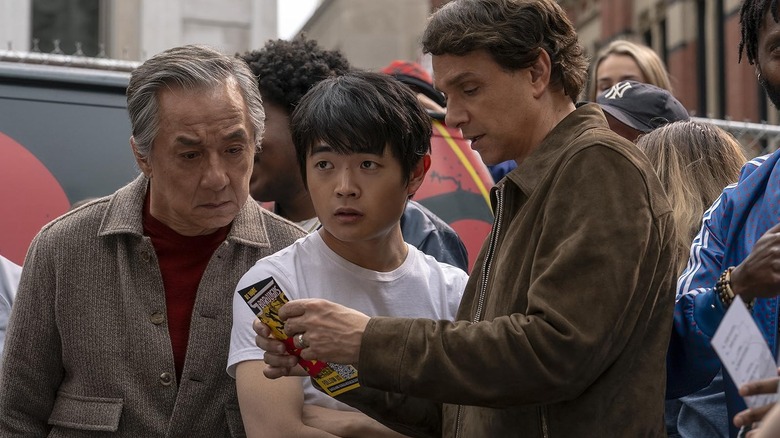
[[47, 391, 123, 432], [225, 404, 246, 438]]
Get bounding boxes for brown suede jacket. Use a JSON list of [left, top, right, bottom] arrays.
[[336, 103, 676, 437]]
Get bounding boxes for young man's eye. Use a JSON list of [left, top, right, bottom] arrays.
[[314, 161, 332, 170], [360, 161, 379, 170]]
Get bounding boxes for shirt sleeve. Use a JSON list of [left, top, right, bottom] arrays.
[[0, 233, 63, 435], [227, 261, 293, 378], [667, 192, 730, 398]]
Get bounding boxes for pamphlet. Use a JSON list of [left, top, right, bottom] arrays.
[[238, 276, 360, 397], [712, 295, 779, 409]]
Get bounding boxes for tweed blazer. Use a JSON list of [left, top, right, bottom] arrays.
[[0, 175, 305, 437]]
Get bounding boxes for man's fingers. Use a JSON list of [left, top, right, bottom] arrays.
[[279, 298, 332, 334], [767, 222, 780, 234], [734, 408, 751, 427], [735, 404, 775, 427], [252, 318, 270, 337], [740, 377, 780, 396], [278, 298, 317, 320], [254, 330, 286, 354]]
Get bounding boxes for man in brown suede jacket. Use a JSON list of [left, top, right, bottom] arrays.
[[251, 0, 676, 436]]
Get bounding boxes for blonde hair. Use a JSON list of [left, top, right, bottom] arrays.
[[587, 40, 672, 101], [636, 121, 746, 274]]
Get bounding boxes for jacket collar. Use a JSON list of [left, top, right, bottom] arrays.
[[98, 174, 272, 247], [503, 103, 608, 197]]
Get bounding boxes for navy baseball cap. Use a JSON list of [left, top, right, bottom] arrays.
[[597, 80, 689, 133]]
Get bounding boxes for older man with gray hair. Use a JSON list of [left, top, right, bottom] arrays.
[[0, 44, 305, 436]]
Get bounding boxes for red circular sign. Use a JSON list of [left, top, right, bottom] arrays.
[[0, 132, 70, 265]]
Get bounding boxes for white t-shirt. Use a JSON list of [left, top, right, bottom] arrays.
[[228, 231, 467, 411]]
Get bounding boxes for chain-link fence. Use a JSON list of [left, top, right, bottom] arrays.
[[692, 117, 780, 159]]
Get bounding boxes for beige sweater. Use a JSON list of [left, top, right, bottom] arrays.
[[0, 174, 305, 437]]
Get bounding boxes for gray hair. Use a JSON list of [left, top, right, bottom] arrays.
[[127, 44, 264, 158]]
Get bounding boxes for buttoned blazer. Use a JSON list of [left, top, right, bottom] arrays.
[[0, 175, 306, 437]]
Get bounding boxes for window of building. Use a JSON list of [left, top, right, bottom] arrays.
[[32, 0, 102, 56]]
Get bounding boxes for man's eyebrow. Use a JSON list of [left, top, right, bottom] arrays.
[[174, 129, 248, 146], [437, 71, 476, 91], [175, 135, 201, 146], [224, 129, 249, 141], [310, 144, 335, 155]]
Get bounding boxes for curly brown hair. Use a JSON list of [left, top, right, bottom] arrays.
[[422, 0, 588, 102]]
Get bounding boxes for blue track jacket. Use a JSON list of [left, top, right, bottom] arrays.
[[670, 150, 777, 438]]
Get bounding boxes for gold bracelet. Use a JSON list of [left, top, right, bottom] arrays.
[[716, 267, 735, 308], [716, 267, 755, 311]]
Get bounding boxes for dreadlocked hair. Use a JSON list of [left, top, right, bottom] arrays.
[[739, 0, 780, 64]]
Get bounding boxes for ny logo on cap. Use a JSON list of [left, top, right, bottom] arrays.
[[603, 81, 632, 99]]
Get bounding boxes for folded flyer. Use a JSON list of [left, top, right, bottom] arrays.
[[238, 276, 360, 397]]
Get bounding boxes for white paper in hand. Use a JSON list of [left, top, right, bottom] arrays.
[[712, 295, 778, 409]]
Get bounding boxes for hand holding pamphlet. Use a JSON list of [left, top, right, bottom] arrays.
[[238, 276, 360, 397], [712, 295, 780, 409]]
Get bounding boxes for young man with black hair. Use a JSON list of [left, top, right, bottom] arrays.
[[228, 71, 467, 438], [241, 37, 469, 271]]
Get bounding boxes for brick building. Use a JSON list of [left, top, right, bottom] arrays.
[[4, 0, 771, 125], [561, 0, 774, 124]]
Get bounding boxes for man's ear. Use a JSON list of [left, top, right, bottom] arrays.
[[407, 153, 431, 197], [130, 136, 152, 177], [529, 49, 552, 98]]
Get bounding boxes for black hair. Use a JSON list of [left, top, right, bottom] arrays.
[[290, 71, 431, 187], [240, 36, 351, 113], [739, 0, 779, 64]]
